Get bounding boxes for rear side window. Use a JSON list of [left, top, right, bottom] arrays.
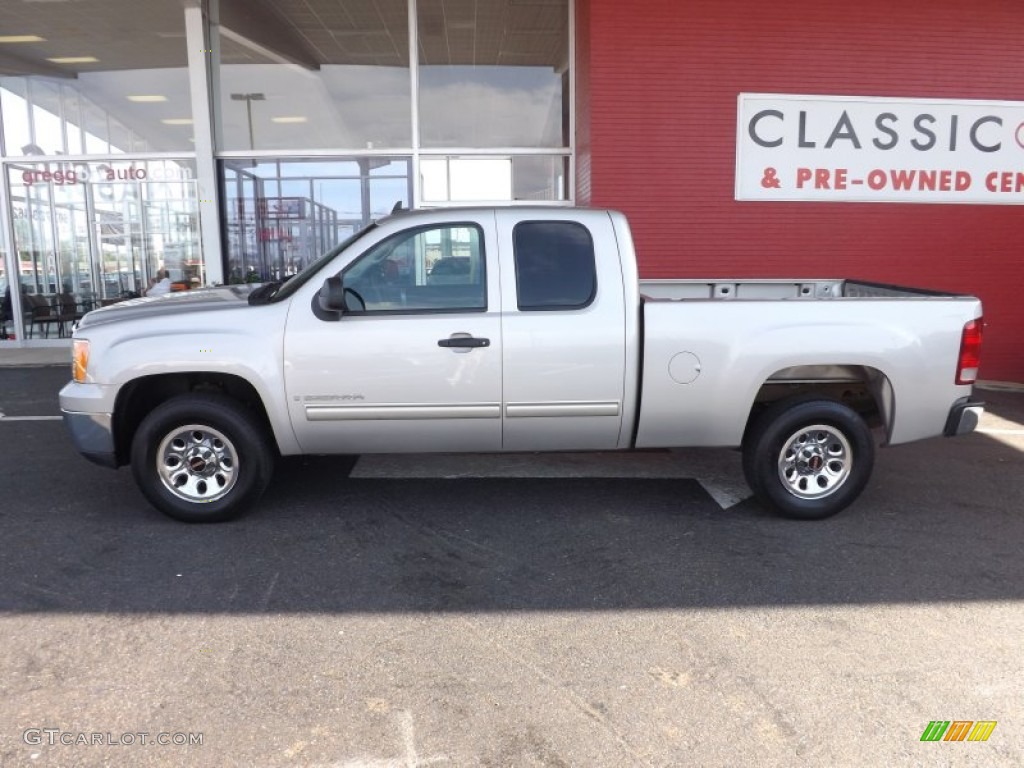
[[513, 221, 597, 311]]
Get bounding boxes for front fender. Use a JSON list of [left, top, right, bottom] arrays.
[[81, 308, 300, 455]]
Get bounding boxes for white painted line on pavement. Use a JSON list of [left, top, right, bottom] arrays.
[[0, 415, 62, 421], [671, 448, 752, 509], [351, 451, 752, 510], [977, 428, 1024, 435]]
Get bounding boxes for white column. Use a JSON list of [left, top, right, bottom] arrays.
[[409, 0, 421, 208], [185, 1, 225, 285]]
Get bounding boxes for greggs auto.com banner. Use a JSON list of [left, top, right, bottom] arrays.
[[735, 93, 1024, 204]]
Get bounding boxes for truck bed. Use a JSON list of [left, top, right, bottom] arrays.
[[639, 278, 958, 301]]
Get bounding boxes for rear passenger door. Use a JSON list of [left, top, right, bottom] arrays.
[[496, 210, 628, 451]]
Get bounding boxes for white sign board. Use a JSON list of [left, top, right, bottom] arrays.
[[735, 93, 1024, 203]]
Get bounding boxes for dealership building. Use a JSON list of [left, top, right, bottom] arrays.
[[0, 0, 1021, 380]]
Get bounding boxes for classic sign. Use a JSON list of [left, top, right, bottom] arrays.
[[735, 93, 1024, 203]]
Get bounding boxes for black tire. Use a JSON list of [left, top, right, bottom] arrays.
[[742, 398, 875, 520], [130, 393, 274, 523]]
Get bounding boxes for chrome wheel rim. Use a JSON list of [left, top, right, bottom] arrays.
[[156, 424, 238, 503], [777, 424, 852, 500]]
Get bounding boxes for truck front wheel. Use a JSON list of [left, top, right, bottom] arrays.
[[130, 394, 274, 523], [743, 398, 875, 520]]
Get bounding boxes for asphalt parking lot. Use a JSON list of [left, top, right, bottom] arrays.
[[1, 366, 1022, 767]]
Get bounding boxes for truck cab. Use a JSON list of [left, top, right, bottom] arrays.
[[286, 208, 635, 455]]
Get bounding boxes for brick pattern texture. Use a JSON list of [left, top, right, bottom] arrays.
[[575, 0, 1024, 381]]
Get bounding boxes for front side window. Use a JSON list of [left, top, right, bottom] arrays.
[[342, 224, 486, 313], [513, 221, 596, 311]]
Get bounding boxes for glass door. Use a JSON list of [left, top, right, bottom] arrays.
[[91, 180, 146, 301], [89, 164, 199, 302], [7, 163, 97, 337], [144, 180, 200, 288], [53, 182, 96, 307]]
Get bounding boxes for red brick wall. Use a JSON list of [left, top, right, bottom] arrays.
[[575, 0, 1024, 381]]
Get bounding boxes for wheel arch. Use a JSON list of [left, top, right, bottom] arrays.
[[744, 364, 895, 446], [112, 372, 279, 466]]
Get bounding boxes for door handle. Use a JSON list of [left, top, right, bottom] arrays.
[[438, 336, 490, 348]]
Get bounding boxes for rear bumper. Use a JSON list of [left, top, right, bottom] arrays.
[[944, 398, 985, 437], [61, 409, 118, 468]]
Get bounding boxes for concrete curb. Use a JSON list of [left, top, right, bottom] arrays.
[[976, 380, 1024, 394], [0, 346, 70, 367]]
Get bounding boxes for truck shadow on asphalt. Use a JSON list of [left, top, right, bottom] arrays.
[[2, 406, 1022, 614]]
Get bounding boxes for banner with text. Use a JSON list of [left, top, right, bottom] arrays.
[[735, 94, 1024, 203]]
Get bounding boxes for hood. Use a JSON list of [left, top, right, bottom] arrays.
[[75, 285, 258, 330]]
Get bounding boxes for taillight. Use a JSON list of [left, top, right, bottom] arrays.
[[955, 317, 983, 385]]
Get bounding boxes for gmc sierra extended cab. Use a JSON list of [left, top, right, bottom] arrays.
[[59, 207, 984, 522]]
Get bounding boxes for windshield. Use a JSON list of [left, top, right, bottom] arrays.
[[264, 222, 378, 304]]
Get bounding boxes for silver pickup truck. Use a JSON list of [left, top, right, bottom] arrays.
[[59, 207, 984, 523]]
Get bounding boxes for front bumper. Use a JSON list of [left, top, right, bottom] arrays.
[[944, 398, 985, 437], [61, 410, 117, 468]]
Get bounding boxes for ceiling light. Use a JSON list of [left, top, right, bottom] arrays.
[[0, 35, 46, 43], [271, 116, 307, 124], [161, 118, 193, 125], [47, 56, 99, 64], [127, 95, 168, 103]]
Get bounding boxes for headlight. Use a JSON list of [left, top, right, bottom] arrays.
[[72, 338, 90, 383]]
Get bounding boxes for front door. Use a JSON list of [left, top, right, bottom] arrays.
[[284, 218, 503, 454]]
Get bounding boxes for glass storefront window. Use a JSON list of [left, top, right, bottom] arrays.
[[215, 0, 411, 151], [63, 88, 84, 155], [0, 1, 194, 157], [7, 159, 200, 332], [29, 81, 64, 155], [222, 158, 411, 284], [512, 155, 570, 200], [417, 0, 570, 149], [1, 79, 31, 157], [421, 154, 569, 203]]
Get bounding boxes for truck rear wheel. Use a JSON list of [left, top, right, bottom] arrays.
[[743, 398, 874, 520], [130, 393, 274, 523]]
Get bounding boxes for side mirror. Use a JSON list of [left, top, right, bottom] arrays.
[[318, 276, 346, 314]]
